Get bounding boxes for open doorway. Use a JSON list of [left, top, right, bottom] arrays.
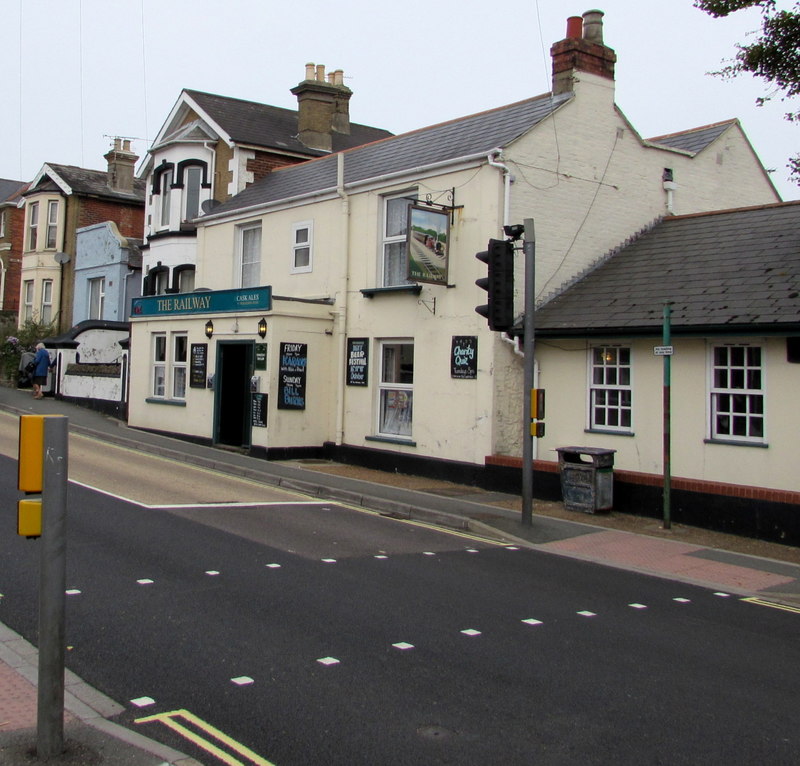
[[213, 340, 254, 448]]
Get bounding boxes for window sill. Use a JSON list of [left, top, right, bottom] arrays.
[[366, 435, 416, 447], [360, 284, 422, 298], [704, 438, 768, 448], [585, 429, 635, 437], [145, 397, 186, 407]]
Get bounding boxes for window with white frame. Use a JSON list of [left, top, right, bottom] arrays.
[[172, 334, 188, 399], [710, 344, 764, 442], [176, 267, 195, 294], [238, 223, 262, 288], [46, 200, 58, 249], [159, 168, 173, 228], [28, 202, 39, 250], [589, 346, 632, 431], [88, 277, 105, 319], [40, 280, 53, 324], [23, 280, 34, 320], [183, 165, 203, 221], [152, 334, 167, 397], [378, 341, 414, 437], [381, 194, 415, 287], [291, 221, 313, 273], [0, 209, 6, 238]]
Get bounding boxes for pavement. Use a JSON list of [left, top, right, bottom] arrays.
[[1, 383, 799, 764]]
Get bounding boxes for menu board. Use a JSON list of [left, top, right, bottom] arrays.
[[451, 336, 478, 379], [277, 342, 307, 410], [251, 393, 268, 428], [346, 338, 369, 386], [190, 343, 208, 388]]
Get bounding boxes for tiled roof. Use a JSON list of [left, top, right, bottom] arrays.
[[0, 178, 26, 202], [184, 89, 393, 156], [38, 164, 145, 203], [535, 201, 800, 335], [207, 91, 574, 218], [647, 120, 736, 154]]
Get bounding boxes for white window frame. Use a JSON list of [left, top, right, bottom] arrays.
[[237, 222, 262, 288], [0, 209, 6, 238], [152, 333, 167, 397], [88, 277, 105, 319], [291, 221, 313, 274], [46, 200, 58, 249], [377, 340, 414, 438], [159, 169, 173, 229], [171, 333, 188, 399], [588, 345, 632, 432], [177, 267, 195, 294], [23, 280, 34, 320], [708, 343, 765, 444], [380, 192, 415, 287], [183, 165, 203, 222], [40, 280, 53, 324], [28, 201, 39, 250]]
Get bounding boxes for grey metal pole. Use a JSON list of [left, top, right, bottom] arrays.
[[37, 415, 68, 758], [521, 219, 535, 527]]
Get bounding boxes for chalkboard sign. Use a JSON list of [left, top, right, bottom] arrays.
[[346, 338, 369, 386], [190, 343, 208, 388], [277, 342, 307, 410], [251, 392, 268, 428], [451, 336, 478, 379]]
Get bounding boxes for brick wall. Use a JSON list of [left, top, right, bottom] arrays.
[[246, 152, 305, 186], [1, 206, 25, 312], [77, 199, 144, 239]]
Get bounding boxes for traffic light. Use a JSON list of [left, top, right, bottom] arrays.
[[475, 238, 514, 331]]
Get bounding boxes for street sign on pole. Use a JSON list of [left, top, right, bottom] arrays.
[[654, 345, 674, 356]]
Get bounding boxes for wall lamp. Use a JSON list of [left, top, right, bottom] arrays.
[[204, 320, 214, 339], [257, 317, 267, 339]]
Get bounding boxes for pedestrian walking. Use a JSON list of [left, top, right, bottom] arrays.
[[31, 342, 54, 400]]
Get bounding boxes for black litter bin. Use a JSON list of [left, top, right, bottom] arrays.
[[555, 447, 616, 513]]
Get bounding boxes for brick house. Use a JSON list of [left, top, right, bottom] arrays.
[[18, 140, 145, 333], [0, 178, 27, 316]]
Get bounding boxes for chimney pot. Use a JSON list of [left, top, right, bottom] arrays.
[[316, 64, 325, 81], [305, 62, 315, 80], [582, 9, 604, 44], [566, 16, 583, 39], [333, 69, 344, 86]]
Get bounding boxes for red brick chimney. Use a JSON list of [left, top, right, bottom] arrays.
[[551, 10, 616, 95], [104, 138, 139, 194], [291, 63, 352, 152]]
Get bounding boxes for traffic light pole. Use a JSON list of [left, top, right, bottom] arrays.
[[521, 218, 535, 527]]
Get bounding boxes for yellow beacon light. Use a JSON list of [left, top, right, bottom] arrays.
[[18, 415, 45, 493]]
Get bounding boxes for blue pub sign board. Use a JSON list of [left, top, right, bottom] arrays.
[[131, 287, 272, 317]]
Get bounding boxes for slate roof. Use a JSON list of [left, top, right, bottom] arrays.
[[183, 89, 393, 156], [0, 178, 26, 202], [33, 164, 145, 203], [534, 201, 800, 336], [206, 91, 575, 218], [647, 120, 736, 154]]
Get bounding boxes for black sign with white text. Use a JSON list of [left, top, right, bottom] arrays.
[[451, 336, 477, 379]]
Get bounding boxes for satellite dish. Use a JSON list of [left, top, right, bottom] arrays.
[[54, 252, 70, 264], [200, 199, 221, 214]]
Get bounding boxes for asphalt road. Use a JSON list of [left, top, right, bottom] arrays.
[[1, 440, 799, 764]]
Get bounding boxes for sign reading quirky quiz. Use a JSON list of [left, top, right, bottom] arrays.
[[278, 342, 307, 410]]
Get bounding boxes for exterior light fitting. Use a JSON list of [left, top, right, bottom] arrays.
[[257, 317, 267, 339], [205, 320, 214, 339]]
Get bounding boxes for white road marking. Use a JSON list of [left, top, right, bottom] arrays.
[[317, 657, 340, 666], [521, 618, 543, 626], [461, 629, 482, 636], [629, 603, 647, 609], [392, 642, 414, 650], [137, 579, 154, 585], [231, 676, 254, 686], [577, 611, 596, 617], [130, 696, 156, 707]]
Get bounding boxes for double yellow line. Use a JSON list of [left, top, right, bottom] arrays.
[[135, 709, 275, 766]]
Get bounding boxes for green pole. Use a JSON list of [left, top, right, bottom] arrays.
[[662, 303, 672, 530]]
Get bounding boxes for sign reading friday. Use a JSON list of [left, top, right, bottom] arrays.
[[131, 286, 272, 317]]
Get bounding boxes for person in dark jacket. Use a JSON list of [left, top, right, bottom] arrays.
[[31, 342, 54, 399]]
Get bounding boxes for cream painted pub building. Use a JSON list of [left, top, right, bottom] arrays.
[[127, 11, 789, 536]]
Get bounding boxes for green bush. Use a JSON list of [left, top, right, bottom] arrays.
[[0, 319, 56, 383]]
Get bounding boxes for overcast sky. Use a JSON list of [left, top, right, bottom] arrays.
[[1, 0, 797, 200]]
